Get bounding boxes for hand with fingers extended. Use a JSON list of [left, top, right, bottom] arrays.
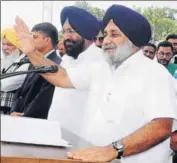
[[14, 16, 36, 54], [67, 146, 118, 162]]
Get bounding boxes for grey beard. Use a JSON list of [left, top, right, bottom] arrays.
[[102, 40, 134, 69], [1, 49, 21, 70]]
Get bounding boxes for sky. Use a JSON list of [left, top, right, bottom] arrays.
[[1, 1, 177, 31]]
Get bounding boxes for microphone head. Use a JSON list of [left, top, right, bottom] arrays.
[[20, 57, 31, 64]]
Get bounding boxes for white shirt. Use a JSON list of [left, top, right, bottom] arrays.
[[1, 54, 30, 92], [48, 44, 104, 136], [67, 50, 177, 163]]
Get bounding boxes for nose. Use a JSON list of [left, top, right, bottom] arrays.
[[2, 44, 8, 51], [103, 36, 112, 47], [63, 32, 72, 40]]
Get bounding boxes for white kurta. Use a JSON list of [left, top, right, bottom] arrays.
[[48, 44, 104, 136], [67, 50, 177, 163]]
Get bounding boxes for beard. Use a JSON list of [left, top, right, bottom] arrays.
[[64, 38, 85, 59], [157, 58, 171, 66], [102, 40, 134, 68], [1, 49, 21, 71]]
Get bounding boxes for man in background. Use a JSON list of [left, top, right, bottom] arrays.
[[94, 30, 104, 49], [142, 42, 156, 60], [1, 28, 29, 114], [1, 28, 22, 72], [156, 41, 177, 76], [166, 34, 177, 64], [57, 40, 66, 57], [10, 22, 61, 119]]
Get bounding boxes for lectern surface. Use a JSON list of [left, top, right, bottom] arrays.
[[1, 128, 93, 160]]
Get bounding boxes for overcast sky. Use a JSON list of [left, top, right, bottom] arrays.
[[1, 1, 177, 31]]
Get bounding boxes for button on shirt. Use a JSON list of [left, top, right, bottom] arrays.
[[67, 50, 177, 163]]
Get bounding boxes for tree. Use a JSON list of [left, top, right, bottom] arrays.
[[74, 1, 105, 20], [133, 6, 177, 41]]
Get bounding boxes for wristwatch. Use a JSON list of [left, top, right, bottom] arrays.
[[112, 140, 124, 159]]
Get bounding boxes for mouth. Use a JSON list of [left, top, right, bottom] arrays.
[[104, 48, 116, 55]]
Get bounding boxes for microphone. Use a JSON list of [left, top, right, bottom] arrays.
[[14, 57, 31, 65], [1, 57, 31, 74], [32, 65, 58, 73], [0, 65, 58, 79]]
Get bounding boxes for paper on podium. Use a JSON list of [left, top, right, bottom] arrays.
[[1, 115, 72, 147]]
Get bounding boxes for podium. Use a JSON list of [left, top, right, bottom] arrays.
[[1, 128, 99, 163]]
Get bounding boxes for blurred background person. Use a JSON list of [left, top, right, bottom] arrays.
[[156, 41, 177, 76], [142, 42, 156, 60], [57, 39, 66, 57], [94, 30, 104, 49], [1, 28, 22, 72], [166, 34, 177, 64], [1, 28, 29, 114]]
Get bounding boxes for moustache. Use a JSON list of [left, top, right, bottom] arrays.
[[102, 45, 117, 51], [64, 39, 75, 47]]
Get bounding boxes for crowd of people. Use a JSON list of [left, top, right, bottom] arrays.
[[1, 4, 177, 163]]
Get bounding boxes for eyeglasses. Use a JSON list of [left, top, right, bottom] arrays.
[[158, 51, 173, 57], [61, 29, 78, 35], [94, 36, 104, 42]]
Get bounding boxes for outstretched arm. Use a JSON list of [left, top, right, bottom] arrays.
[[14, 16, 73, 88]]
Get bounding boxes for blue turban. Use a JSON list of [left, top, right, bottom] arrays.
[[102, 5, 152, 47], [61, 6, 101, 41]]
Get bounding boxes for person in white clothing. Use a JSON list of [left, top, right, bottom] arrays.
[[1, 28, 29, 114], [48, 6, 104, 136], [14, 4, 177, 163]]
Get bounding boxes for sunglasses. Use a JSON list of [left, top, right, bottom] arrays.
[[94, 36, 104, 42]]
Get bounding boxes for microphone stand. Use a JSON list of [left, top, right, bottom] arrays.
[[0, 65, 58, 80]]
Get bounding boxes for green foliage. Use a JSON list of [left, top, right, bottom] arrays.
[[74, 1, 105, 20], [133, 6, 177, 41], [58, 31, 63, 41]]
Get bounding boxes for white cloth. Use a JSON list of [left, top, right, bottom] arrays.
[[67, 50, 177, 163], [48, 44, 104, 136], [1, 54, 30, 92]]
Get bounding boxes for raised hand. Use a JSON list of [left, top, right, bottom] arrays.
[[14, 16, 36, 54]]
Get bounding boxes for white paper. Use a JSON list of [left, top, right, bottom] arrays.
[[1, 115, 72, 147]]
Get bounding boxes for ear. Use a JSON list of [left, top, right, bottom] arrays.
[[44, 37, 51, 46]]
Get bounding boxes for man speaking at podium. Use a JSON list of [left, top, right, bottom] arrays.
[[14, 5, 177, 163]]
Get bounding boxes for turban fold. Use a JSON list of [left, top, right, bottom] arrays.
[[103, 5, 152, 47], [1, 28, 19, 48], [61, 6, 101, 40]]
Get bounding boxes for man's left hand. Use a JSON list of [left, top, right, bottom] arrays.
[[67, 145, 117, 162]]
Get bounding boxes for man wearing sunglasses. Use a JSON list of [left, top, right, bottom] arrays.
[[94, 31, 104, 49]]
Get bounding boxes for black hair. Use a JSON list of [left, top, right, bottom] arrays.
[[32, 22, 58, 47], [157, 41, 173, 52], [143, 42, 156, 51], [166, 34, 177, 41]]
